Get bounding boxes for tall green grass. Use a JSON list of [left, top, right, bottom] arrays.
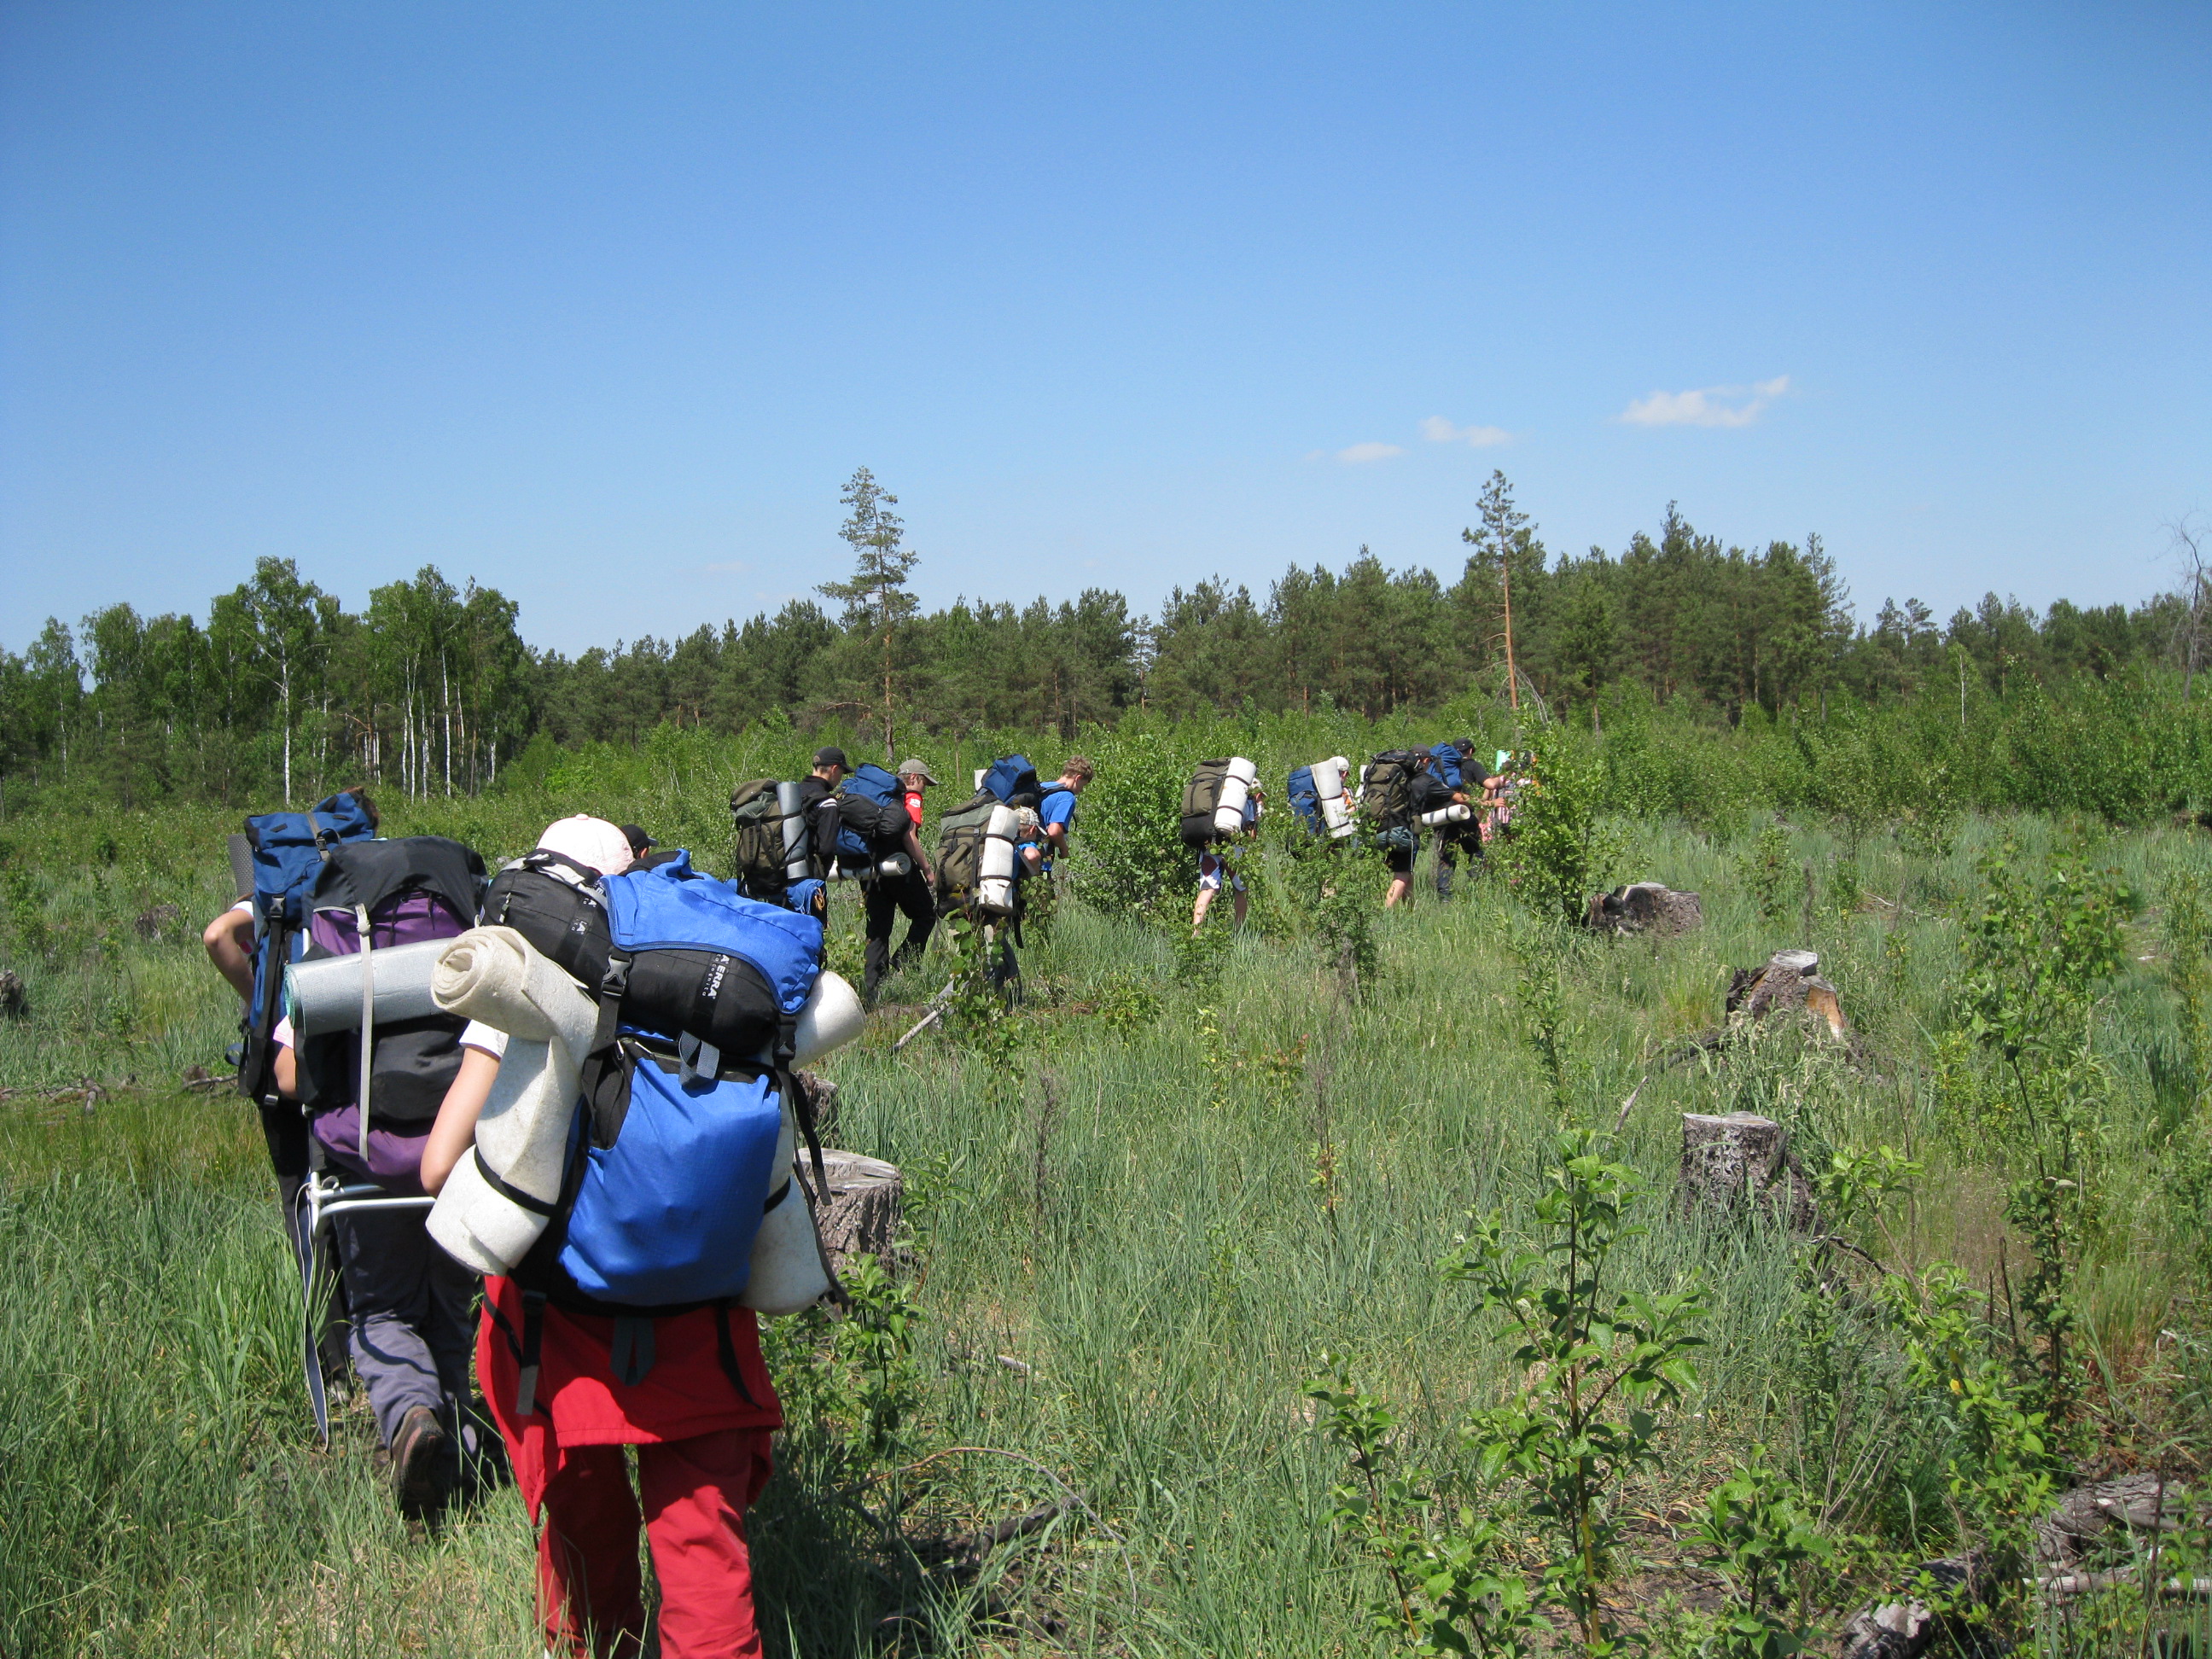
[[1, 794, 2206, 1653]]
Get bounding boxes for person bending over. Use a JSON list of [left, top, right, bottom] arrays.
[[1192, 786, 1260, 934]]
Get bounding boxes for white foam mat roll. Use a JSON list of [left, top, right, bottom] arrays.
[[424, 926, 598, 1277]]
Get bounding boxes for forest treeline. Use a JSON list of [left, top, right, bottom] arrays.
[[2, 469, 2203, 815]]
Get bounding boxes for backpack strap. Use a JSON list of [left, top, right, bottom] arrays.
[[609, 1317, 656, 1388], [575, 949, 634, 1150], [471, 1145, 562, 1216], [713, 1301, 760, 1407], [515, 1289, 547, 1417]]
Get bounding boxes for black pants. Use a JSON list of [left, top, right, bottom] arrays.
[[1435, 828, 1481, 897], [864, 870, 937, 1001]]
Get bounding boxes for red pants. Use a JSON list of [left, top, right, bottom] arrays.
[[535, 1429, 774, 1659]]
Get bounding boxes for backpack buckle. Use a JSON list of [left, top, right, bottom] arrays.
[[600, 955, 631, 999]]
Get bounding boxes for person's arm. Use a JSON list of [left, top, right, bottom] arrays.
[[421, 1045, 501, 1196], [203, 906, 255, 999], [272, 1041, 297, 1098], [903, 824, 933, 886]]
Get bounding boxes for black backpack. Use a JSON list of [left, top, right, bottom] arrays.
[[483, 849, 791, 1125], [1180, 760, 1235, 847], [1361, 750, 1432, 830]]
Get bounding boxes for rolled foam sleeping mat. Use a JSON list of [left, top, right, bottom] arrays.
[[283, 940, 450, 1037], [425, 926, 599, 1277]]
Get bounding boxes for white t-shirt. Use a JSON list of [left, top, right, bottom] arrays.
[[460, 1022, 509, 1058]]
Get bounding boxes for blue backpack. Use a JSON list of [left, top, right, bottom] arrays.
[[505, 856, 827, 1388], [981, 754, 1044, 808], [232, 793, 378, 1107], [1287, 765, 1324, 838], [1429, 741, 1467, 791], [833, 762, 908, 866]]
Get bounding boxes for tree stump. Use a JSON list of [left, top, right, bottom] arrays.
[[0, 969, 25, 1020], [1583, 882, 1703, 936], [1679, 1112, 1818, 1229], [811, 1151, 904, 1275], [1725, 948, 1848, 1037]]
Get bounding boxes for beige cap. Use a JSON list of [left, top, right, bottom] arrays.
[[895, 759, 938, 784]]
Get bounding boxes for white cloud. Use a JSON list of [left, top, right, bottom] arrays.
[[1420, 416, 1512, 447], [1616, 375, 1790, 428], [1335, 441, 1405, 464]]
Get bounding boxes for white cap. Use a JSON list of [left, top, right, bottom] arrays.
[[537, 815, 636, 877]]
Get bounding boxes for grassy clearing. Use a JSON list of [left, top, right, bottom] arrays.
[[1, 795, 2208, 1654]]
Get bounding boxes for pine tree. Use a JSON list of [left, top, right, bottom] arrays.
[[818, 467, 920, 764]]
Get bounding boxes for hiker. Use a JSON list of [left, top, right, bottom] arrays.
[[798, 747, 849, 874], [1191, 784, 1260, 934], [204, 786, 381, 1397], [269, 827, 486, 1516], [857, 784, 938, 1003], [1036, 756, 1092, 870], [1429, 739, 1489, 899], [422, 814, 799, 1659], [1353, 749, 1438, 911], [1481, 751, 1526, 843], [896, 758, 934, 826]]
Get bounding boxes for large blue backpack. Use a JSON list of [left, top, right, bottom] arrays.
[[233, 793, 378, 1107], [1428, 741, 1467, 791], [515, 855, 825, 1365], [981, 754, 1043, 808], [1287, 765, 1324, 838], [833, 762, 909, 868]]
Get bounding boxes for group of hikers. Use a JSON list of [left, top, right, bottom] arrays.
[[195, 748, 1092, 1656], [1185, 738, 1532, 932], [190, 735, 1519, 1656]]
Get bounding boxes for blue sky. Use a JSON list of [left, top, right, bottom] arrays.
[[3, 3, 2205, 657]]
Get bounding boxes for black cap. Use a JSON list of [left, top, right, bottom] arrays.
[[812, 746, 848, 770], [619, 824, 655, 854], [1455, 738, 1476, 755]]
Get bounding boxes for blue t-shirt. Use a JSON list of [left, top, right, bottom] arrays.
[[1039, 786, 1078, 837]]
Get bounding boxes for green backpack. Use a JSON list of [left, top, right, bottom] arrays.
[[933, 791, 1004, 913], [730, 779, 806, 888]]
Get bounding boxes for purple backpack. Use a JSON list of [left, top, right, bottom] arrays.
[[294, 837, 484, 1184]]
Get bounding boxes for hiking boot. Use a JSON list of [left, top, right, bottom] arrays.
[[388, 1405, 449, 1517]]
